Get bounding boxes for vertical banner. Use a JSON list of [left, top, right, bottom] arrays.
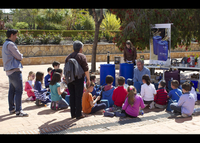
[[149, 23, 172, 66]]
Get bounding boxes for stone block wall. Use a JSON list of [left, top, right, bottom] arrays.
[[0, 42, 200, 66]]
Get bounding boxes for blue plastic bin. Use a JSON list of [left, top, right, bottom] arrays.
[[153, 36, 162, 55], [191, 80, 198, 90], [100, 64, 115, 86], [157, 40, 168, 61], [119, 63, 134, 84]]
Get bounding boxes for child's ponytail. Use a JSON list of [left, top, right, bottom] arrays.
[[127, 86, 137, 107]]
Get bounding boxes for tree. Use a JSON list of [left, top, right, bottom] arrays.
[[91, 9, 104, 72], [110, 9, 195, 52]]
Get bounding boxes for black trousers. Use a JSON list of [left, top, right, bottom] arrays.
[[67, 77, 84, 118]]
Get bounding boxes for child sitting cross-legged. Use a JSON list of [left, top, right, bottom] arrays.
[[34, 72, 51, 106], [82, 82, 106, 114], [112, 76, 128, 108], [122, 85, 145, 118], [170, 81, 195, 117], [154, 80, 168, 109], [98, 75, 115, 106], [25, 71, 36, 101], [49, 72, 69, 110], [141, 74, 157, 109]]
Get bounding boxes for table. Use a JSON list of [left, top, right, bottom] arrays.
[[144, 65, 200, 90]]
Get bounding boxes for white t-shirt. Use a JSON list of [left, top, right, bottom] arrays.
[[141, 83, 157, 101]]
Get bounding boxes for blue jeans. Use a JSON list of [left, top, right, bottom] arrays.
[[90, 103, 106, 114], [58, 98, 69, 109], [8, 71, 23, 112]]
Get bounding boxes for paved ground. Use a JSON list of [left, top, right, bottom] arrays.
[[0, 62, 200, 134]]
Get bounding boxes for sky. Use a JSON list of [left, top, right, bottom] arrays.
[[0, 9, 12, 13]]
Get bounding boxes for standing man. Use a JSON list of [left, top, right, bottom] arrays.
[[2, 29, 28, 117], [65, 41, 90, 119]]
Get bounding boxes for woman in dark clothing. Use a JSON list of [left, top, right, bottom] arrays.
[[123, 40, 137, 64]]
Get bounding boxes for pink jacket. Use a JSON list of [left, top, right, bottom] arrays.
[[25, 81, 35, 97]]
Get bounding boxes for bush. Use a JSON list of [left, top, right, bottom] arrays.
[[0, 32, 6, 45], [37, 32, 51, 44], [15, 33, 25, 45], [100, 12, 121, 31], [44, 23, 66, 30], [72, 32, 94, 44], [82, 14, 95, 30], [15, 22, 29, 29], [23, 31, 35, 44], [50, 32, 64, 44], [4, 22, 14, 29]]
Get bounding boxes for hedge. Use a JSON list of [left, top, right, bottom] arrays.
[[0, 30, 121, 37]]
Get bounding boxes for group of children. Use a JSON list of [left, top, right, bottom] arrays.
[[24, 61, 196, 118], [24, 61, 69, 110], [82, 73, 196, 118]]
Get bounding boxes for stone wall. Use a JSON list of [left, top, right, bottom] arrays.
[[0, 42, 200, 66]]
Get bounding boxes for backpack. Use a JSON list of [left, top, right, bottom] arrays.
[[64, 53, 84, 84]]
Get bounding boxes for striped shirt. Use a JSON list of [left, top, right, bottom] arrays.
[[154, 88, 168, 105]]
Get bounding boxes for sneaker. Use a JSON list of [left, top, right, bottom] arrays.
[[9, 109, 15, 114], [149, 102, 155, 109], [181, 113, 190, 118], [16, 110, 29, 117], [26, 96, 32, 101]]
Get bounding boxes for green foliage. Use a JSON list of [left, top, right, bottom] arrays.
[[82, 14, 95, 30], [44, 22, 66, 30], [15, 22, 29, 29], [37, 32, 52, 44], [23, 31, 35, 44], [15, 32, 25, 45], [72, 32, 95, 44], [100, 11, 121, 30], [103, 30, 116, 42], [50, 32, 63, 44], [0, 32, 6, 45], [111, 9, 196, 52], [4, 22, 14, 29]]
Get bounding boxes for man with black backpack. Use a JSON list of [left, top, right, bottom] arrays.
[[64, 40, 90, 119]]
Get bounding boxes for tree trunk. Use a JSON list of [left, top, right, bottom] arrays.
[[91, 9, 104, 72]]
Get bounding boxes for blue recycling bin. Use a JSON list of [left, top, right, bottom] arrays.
[[119, 63, 134, 84], [100, 64, 115, 86], [157, 40, 168, 61], [153, 36, 162, 55], [191, 80, 198, 90]]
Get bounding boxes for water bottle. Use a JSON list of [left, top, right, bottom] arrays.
[[139, 110, 144, 115]]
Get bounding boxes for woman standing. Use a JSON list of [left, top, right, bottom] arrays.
[[123, 40, 137, 64]]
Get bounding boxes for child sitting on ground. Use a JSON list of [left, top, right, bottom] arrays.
[[49, 72, 69, 110], [25, 71, 36, 101], [122, 85, 145, 118], [50, 61, 60, 80], [154, 80, 168, 109], [170, 81, 195, 117], [167, 80, 182, 102], [82, 82, 106, 114], [34, 71, 51, 106], [90, 74, 100, 98], [98, 75, 115, 107], [112, 76, 128, 108], [140, 74, 157, 109], [44, 67, 52, 88]]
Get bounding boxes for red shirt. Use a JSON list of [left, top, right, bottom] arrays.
[[154, 88, 168, 105], [112, 86, 128, 107]]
